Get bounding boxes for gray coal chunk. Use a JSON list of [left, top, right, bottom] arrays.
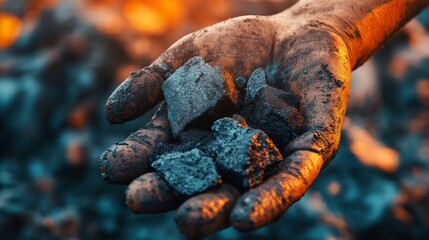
[[151, 149, 222, 196], [245, 68, 267, 104], [162, 57, 238, 136], [244, 86, 303, 151], [208, 117, 282, 190]]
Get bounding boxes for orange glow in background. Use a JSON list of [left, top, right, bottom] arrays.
[[123, 0, 183, 35], [0, 13, 22, 49], [346, 122, 399, 173]]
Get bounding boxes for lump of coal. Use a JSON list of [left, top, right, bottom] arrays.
[[208, 117, 282, 190], [162, 57, 238, 136], [242, 86, 303, 151], [151, 149, 222, 196], [245, 68, 267, 104]]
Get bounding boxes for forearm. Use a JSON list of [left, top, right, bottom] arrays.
[[274, 0, 429, 69]]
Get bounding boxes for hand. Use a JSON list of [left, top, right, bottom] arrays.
[[99, 12, 351, 238]]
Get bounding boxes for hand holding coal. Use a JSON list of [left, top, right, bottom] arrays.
[[100, 13, 352, 238], [101, 56, 308, 236]]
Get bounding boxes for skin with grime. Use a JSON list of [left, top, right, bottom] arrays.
[[100, 0, 429, 237]]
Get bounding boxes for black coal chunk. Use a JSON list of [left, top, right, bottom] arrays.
[[150, 128, 215, 166], [242, 86, 304, 151], [179, 128, 214, 147], [208, 117, 282, 190], [151, 149, 222, 196], [162, 57, 238, 136], [234, 76, 248, 90]]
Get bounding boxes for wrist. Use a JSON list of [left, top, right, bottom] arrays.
[[272, 0, 429, 69]]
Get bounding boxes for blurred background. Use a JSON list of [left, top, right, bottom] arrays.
[[0, 0, 428, 239]]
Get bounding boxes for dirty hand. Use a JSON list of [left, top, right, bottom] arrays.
[[98, 9, 351, 237], [97, 0, 426, 237]]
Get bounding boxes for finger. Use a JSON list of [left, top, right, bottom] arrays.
[[105, 37, 198, 124], [99, 102, 173, 185], [175, 184, 240, 238], [126, 172, 179, 214], [230, 150, 323, 231]]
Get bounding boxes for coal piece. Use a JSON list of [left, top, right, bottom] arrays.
[[208, 117, 283, 190], [179, 128, 214, 146], [162, 57, 238, 136], [150, 128, 215, 165], [151, 149, 222, 196], [245, 68, 267, 105], [244, 86, 304, 151]]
